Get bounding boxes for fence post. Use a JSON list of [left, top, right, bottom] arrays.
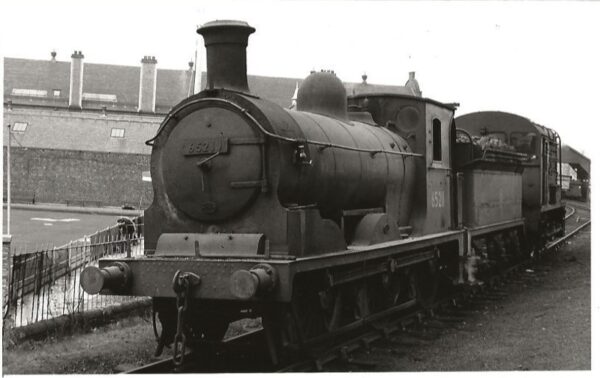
[[3, 236, 13, 324], [3, 235, 12, 314]]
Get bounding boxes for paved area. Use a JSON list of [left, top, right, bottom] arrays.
[[3, 205, 140, 251]]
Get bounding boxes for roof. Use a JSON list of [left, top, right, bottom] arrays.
[[199, 71, 300, 108], [82, 62, 140, 110], [345, 82, 415, 96], [156, 68, 194, 112], [561, 144, 590, 179], [3, 58, 71, 107], [199, 72, 413, 108], [5, 56, 414, 111], [4, 57, 194, 111], [455, 111, 556, 138], [4, 108, 160, 155]]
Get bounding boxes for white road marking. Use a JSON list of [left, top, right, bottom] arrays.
[[31, 217, 81, 223]]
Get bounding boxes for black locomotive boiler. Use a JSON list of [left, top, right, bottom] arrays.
[[80, 20, 565, 364]]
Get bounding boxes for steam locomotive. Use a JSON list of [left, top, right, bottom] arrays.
[[80, 20, 564, 363]]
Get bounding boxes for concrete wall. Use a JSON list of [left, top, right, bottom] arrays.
[[3, 147, 152, 208]]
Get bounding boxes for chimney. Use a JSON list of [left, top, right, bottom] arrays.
[[138, 55, 158, 113], [197, 20, 255, 92], [187, 60, 195, 97], [69, 50, 84, 109], [405, 71, 422, 97], [291, 82, 299, 109]]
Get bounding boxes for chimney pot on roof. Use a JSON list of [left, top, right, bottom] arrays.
[[141, 55, 158, 64], [405, 71, 421, 97], [139, 55, 158, 113], [69, 50, 84, 109], [197, 20, 255, 92]]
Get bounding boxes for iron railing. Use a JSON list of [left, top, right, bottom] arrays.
[[3, 217, 147, 328]]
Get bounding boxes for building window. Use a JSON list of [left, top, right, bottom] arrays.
[[12, 88, 47, 97], [12, 122, 28, 132], [83, 93, 118, 102], [53, 89, 61, 97], [111, 128, 125, 138], [433, 118, 442, 161]]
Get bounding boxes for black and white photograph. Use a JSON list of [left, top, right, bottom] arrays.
[[1, 0, 595, 374]]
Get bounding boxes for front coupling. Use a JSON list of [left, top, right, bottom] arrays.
[[230, 264, 278, 300]]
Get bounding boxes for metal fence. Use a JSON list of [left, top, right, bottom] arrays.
[[3, 217, 147, 328]]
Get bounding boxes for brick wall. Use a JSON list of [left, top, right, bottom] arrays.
[[3, 147, 153, 208]]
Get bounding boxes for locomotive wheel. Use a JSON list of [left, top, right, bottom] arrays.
[[318, 287, 343, 331], [411, 260, 440, 309], [370, 270, 416, 313], [289, 280, 342, 343], [507, 230, 524, 262], [353, 283, 371, 319]]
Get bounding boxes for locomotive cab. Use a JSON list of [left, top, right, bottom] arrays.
[[347, 93, 457, 236]]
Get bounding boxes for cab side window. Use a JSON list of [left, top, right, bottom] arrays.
[[433, 118, 442, 161]]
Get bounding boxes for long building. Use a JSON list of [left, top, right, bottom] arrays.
[[3, 51, 419, 208]]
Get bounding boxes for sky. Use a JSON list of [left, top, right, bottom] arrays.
[[1, 0, 599, 159]]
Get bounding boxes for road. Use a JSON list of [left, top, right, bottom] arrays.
[[3, 207, 127, 251]]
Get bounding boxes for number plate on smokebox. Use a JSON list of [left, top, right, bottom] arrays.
[[182, 137, 229, 156]]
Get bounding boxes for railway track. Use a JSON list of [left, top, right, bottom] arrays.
[[122, 202, 590, 374], [121, 328, 270, 373]]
